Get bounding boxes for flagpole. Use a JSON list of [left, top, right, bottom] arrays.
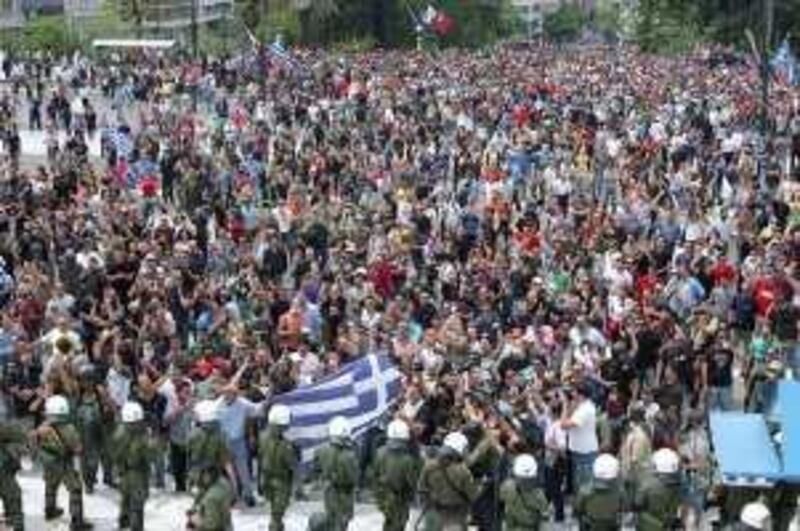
[[191, 0, 199, 112], [759, 0, 774, 195]]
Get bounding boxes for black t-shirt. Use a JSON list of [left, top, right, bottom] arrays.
[[655, 382, 684, 411], [707, 347, 734, 388], [635, 328, 662, 372]]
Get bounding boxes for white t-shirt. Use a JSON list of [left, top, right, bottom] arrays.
[[567, 399, 599, 454]]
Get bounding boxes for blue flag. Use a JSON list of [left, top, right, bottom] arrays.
[[271, 354, 402, 465], [771, 39, 799, 86]]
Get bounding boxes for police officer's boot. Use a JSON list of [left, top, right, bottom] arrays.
[[70, 519, 94, 531], [45, 483, 63, 520], [69, 491, 93, 530]]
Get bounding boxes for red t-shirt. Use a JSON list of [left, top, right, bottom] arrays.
[[709, 260, 736, 286]]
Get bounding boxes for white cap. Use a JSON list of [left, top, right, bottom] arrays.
[[652, 448, 680, 474], [513, 454, 538, 479], [740, 501, 771, 529], [194, 400, 219, 423], [328, 416, 351, 439], [593, 453, 620, 481], [443, 432, 469, 456], [121, 401, 144, 423], [45, 395, 70, 417], [268, 404, 291, 427], [387, 419, 410, 441]]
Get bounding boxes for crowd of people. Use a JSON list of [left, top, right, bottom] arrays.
[[0, 41, 797, 531]]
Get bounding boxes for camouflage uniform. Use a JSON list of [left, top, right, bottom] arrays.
[[465, 427, 502, 531], [258, 424, 299, 531], [188, 422, 231, 501], [635, 474, 683, 531], [0, 421, 27, 531], [38, 418, 91, 530], [499, 477, 549, 531], [189, 468, 235, 531], [112, 421, 152, 531], [373, 439, 422, 531], [574, 480, 624, 531], [418, 452, 479, 531], [309, 439, 359, 531], [75, 388, 101, 492]]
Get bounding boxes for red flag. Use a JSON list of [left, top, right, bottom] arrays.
[[432, 11, 455, 36]]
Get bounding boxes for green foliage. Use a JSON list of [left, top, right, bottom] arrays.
[[434, 0, 513, 47], [544, 3, 586, 42], [264, 0, 511, 48], [256, 0, 301, 43], [15, 15, 77, 53], [593, 1, 622, 40], [635, 0, 703, 53]]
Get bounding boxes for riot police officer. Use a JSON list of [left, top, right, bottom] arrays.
[[0, 420, 27, 531], [187, 462, 235, 531], [113, 401, 152, 531], [635, 448, 683, 530], [464, 421, 502, 531], [499, 453, 549, 530], [373, 419, 421, 531], [188, 400, 233, 500], [739, 501, 771, 530], [35, 395, 93, 530], [309, 416, 359, 531], [418, 431, 479, 531], [574, 453, 624, 530], [258, 404, 298, 531]]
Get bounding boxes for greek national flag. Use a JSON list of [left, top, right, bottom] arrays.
[[272, 354, 402, 465], [771, 39, 800, 86]]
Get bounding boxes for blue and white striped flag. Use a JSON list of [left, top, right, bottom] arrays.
[[272, 354, 402, 465], [771, 39, 800, 86], [268, 38, 309, 74]]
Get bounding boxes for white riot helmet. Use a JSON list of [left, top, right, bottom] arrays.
[[513, 454, 538, 479], [121, 401, 144, 424], [652, 448, 680, 475], [740, 501, 771, 530], [194, 400, 219, 424], [45, 395, 70, 418], [443, 431, 469, 456], [268, 404, 291, 427], [328, 416, 351, 439], [387, 419, 410, 441], [593, 453, 620, 481]]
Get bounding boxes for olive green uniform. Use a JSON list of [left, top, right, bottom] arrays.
[[38, 418, 91, 529], [258, 425, 299, 531], [499, 478, 549, 531], [635, 475, 683, 531], [112, 422, 152, 531], [188, 423, 231, 500], [75, 389, 114, 491], [574, 481, 624, 531], [0, 421, 27, 531], [309, 440, 359, 531], [373, 441, 422, 531], [417, 453, 479, 531], [191, 474, 234, 531]]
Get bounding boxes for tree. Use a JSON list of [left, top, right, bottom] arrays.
[[544, 3, 586, 42], [634, 0, 703, 53], [593, 0, 622, 41], [16, 15, 77, 53]]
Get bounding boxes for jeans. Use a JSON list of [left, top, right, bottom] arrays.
[[571, 451, 597, 494], [545, 455, 567, 521], [169, 443, 188, 492], [227, 437, 254, 500], [708, 385, 733, 411]]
